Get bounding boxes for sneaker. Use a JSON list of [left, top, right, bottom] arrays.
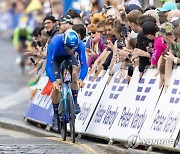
[[74, 103, 81, 114], [52, 116, 59, 132]]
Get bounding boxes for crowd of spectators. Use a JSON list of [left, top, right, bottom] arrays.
[[1, 0, 180, 93]]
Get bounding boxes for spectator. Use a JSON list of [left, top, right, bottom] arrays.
[[58, 14, 73, 33], [90, 13, 106, 25], [43, 15, 59, 38], [156, 22, 175, 92], [164, 26, 180, 64], [72, 24, 86, 40], [86, 24, 106, 68], [156, 1, 178, 14], [124, 0, 142, 7], [125, 4, 142, 14], [127, 10, 143, 37], [132, 20, 158, 79], [143, 10, 161, 26], [167, 10, 180, 22]]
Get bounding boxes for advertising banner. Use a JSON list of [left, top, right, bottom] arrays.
[[110, 68, 161, 141], [86, 70, 129, 138], [140, 67, 180, 147], [25, 76, 53, 125], [75, 71, 109, 133]]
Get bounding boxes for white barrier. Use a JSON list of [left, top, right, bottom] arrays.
[[86, 70, 129, 138], [25, 67, 180, 148], [140, 67, 180, 147], [109, 67, 162, 141], [75, 72, 109, 133]]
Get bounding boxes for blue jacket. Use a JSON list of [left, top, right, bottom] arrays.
[[46, 33, 88, 82]]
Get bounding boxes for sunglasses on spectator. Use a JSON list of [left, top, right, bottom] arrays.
[[88, 31, 96, 35]]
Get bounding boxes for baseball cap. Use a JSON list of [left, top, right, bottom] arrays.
[[171, 17, 180, 28], [142, 21, 159, 35], [143, 10, 160, 25], [59, 15, 73, 25], [125, 4, 142, 14], [160, 22, 174, 36], [43, 15, 57, 22], [156, 2, 178, 12]]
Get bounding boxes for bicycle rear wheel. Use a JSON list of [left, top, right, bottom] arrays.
[[59, 102, 67, 141], [68, 93, 75, 143]]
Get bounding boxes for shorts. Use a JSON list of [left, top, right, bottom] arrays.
[[52, 55, 78, 80]]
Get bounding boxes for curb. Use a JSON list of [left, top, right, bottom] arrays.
[[0, 117, 59, 138], [0, 117, 179, 154]]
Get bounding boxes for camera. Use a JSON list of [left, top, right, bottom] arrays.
[[32, 41, 38, 49], [175, 0, 180, 3], [32, 41, 42, 49]]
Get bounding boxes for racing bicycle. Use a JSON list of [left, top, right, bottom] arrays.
[[58, 60, 76, 143]]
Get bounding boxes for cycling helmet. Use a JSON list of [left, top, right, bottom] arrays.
[[64, 29, 79, 50]]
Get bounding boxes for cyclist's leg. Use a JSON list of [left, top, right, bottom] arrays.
[[51, 59, 62, 132], [69, 55, 81, 114]]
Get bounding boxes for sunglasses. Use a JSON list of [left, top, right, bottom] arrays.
[[64, 45, 76, 51], [88, 31, 96, 35]]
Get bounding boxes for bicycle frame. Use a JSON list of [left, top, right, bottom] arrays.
[[59, 59, 76, 143], [60, 82, 74, 123], [59, 60, 75, 122]]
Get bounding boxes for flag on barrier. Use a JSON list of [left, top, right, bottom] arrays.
[[41, 80, 52, 96]]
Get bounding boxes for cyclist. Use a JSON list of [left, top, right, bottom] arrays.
[[46, 29, 88, 132], [13, 22, 32, 74], [13, 22, 31, 62]]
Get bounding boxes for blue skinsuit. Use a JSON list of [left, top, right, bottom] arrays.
[[46, 33, 88, 82]]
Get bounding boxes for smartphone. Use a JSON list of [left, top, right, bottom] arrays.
[[30, 57, 36, 66], [117, 41, 123, 49], [121, 24, 127, 37], [102, 34, 107, 44]]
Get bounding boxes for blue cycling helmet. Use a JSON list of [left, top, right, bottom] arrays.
[[64, 29, 79, 50]]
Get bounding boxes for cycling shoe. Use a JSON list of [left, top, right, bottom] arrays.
[[74, 103, 81, 114]]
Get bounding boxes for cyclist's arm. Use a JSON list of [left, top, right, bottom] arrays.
[[77, 40, 88, 80], [45, 39, 57, 82], [13, 28, 20, 49]]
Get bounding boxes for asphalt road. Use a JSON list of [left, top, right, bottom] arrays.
[[0, 36, 30, 120], [0, 37, 111, 154]]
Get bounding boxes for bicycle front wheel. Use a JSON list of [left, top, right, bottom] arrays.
[[68, 93, 75, 143], [59, 102, 67, 141]]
